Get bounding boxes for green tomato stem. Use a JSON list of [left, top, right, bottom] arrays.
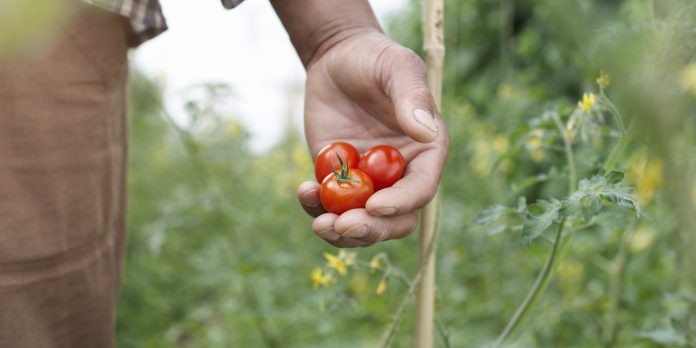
[[330, 153, 360, 184], [493, 218, 568, 347]]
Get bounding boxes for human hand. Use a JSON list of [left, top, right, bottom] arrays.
[[296, 32, 449, 248]]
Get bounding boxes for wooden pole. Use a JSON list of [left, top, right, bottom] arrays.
[[415, 0, 444, 347]]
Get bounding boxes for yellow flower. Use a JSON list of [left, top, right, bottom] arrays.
[[526, 129, 545, 162], [376, 279, 388, 295], [629, 227, 656, 253], [497, 83, 515, 99], [311, 268, 334, 288], [596, 70, 610, 90], [471, 138, 493, 177], [578, 93, 596, 113], [681, 63, 696, 94], [492, 135, 509, 155], [527, 137, 542, 150], [564, 127, 576, 142], [530, 149, 545, 162], [349, 273, 369, 296], [369, 256, 383, 270], [558, 259, 584, 287], [526, 129, 544, 149], [692, 186, 696, 206], [637, 161, 663, 205], [324, 252, 347, 275], [629, 153, 663, 206], [337, 250, 356, 267]]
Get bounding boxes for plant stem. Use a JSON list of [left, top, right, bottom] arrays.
[[358, 258, 452, 347], [603, 130, 633, 172], [435, 318, 452, 348], [493, 108, 581, 346], [601, 224, 636, 347], [381, 228, 439, 348], [415, 0, 445, 346], [553, 114, 577, 192], [599, 97, 626, 135], [493, 218, 567, 347]]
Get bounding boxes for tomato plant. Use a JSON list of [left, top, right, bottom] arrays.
[[358, 145, 405, 190], [315, 142, 360, 183], [320, 155, 374, 214]]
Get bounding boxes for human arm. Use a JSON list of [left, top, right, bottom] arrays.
[[271, 0, 449, 247]]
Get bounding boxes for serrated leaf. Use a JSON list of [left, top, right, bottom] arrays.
[[485, 224, 507, 236], [563, 172, 641, 221], [522, 199, 562, 245], [517, 196, 527, 214], [635, 329, 687, 346], [606, 170, 624, 184], [588, 196, 603, 214], [474, 205, 509, 225]]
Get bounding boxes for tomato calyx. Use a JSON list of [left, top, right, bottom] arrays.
[[329, 154, 361, 184]]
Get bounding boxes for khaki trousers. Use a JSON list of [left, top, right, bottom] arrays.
[[0, 5, 128, 347]]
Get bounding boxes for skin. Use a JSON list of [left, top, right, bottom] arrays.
[[272, 0, 449, 248]]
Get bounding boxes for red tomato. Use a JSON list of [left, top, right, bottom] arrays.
[[315, 142, 360, 183], [358, 145, 406, 190], [320, 168, 374, 215]]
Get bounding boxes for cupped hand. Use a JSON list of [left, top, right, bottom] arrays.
[[297, 32, 449, 248]]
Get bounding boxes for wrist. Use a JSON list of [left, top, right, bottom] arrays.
[[271, 0, 382, 69], [302, 24, 380, 69]]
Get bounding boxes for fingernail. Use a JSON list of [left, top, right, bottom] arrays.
[[372, 207, 397, 216], [342, 224, 368, 239], [301, 190, 320, 207], [413, 108, 438, 134]]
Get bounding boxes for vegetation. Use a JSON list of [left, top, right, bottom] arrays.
[[118, 0, 696, 346]]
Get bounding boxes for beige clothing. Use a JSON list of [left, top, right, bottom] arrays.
[[0, 5, 129, 347]]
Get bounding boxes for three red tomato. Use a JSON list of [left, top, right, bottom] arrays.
[[316, 142, 405, 214]]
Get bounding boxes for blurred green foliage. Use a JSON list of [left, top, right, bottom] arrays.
[[118, 0, 696, 346]]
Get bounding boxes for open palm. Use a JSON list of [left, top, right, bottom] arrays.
[[297, 32, 449, 248]]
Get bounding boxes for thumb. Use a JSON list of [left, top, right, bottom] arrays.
[[383, 47, 439, 143]]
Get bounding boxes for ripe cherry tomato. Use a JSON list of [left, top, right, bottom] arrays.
[[320, 156, 374, 215], [358, 145, 405, 190], [315, 142, 360, 183]]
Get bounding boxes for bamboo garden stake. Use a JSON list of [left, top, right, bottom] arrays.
[[415, 0, 444, 347]]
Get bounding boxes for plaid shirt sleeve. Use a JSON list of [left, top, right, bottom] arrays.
[[82, 0, 246, 47], [221, 0, 246, 9]]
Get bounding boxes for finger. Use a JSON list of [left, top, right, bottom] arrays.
[[333, 209, 419, 244], [365, 119, 449, 216], [328, 238, 370, 248], [312, 213, 340, 241], [312, 213, 369, 248], [381, 46, 439, 143], [297, 181, 325, 217]]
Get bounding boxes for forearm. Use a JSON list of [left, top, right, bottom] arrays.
[[271, 0, 382, 68]]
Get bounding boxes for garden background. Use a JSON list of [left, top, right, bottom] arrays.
[[116, 0, 696, 346]]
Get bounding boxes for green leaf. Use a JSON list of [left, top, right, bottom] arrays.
[[636, 329, 687, 346], [485, 224, 507, 236], [563, 171, 641, 221], [605, 170, 624, 184], [474, 205, 509, 225], [517, 196, 527, 214], [522, 199, 562, 246]]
